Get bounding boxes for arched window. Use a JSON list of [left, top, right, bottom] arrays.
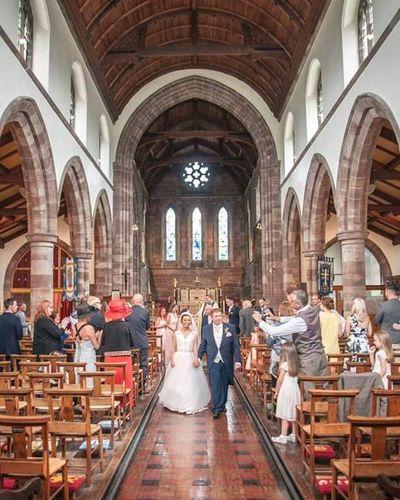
[[341, 0, 360, 85], [358, 0, 373, 63], [255, 176, 261, 222], [99, 114, 110, 175], [18, 0, 33, 67], [284, 112, 295, 173], [305, 58, 322, 140], [165, 208, 176, 261], [70, 62, 88, 143], [192, 207, 202, 261], [218, 207, 229, 261]]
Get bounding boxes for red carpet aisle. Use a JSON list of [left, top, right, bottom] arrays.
[[118, 388, 288, 499]]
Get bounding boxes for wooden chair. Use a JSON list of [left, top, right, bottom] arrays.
[[95, 362, 133, 426], [388, 375, 400, 389], [46, 388, 103, 486], [20, 362, 51, 388], [346, 361, 372, 373], [62, 349, 76, 363], [302, 389, 358, 481], [0, 362, 11, 373], [327, 353, 352, 364], [331, 416, 400, 500], [39, 355, 67, 373], [249, 345, 270, 392], [328, 361, 345, 375], [0, 372, 19, 390], [10, 355, 36, 372], [27, 373, 64, 413], [354, 353, 371, 363], [0, 388, 34, 455], [390, 362, 400, 376], [296, 374, 339, 442], [79, 372, 122, 448], [55, 362, 86, 389], [0, 415, 68, 499], [131, 349, 143, 398]]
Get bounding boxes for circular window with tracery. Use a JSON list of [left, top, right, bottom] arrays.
[[182, 161, 210, 189]]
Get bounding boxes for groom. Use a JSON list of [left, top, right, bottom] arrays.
[[198, 309, 241, 419]]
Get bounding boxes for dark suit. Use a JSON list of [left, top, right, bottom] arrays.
[[126, 305, 150, 384], [375, 298, 400, 344], [228, 305, 240, 334], [239, 307, 254, 336], [198, 322, 241, 414], [0, 312, 23, 356]]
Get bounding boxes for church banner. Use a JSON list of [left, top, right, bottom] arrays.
[[317, 256, 334, 296], [62, 257, 78, 301]]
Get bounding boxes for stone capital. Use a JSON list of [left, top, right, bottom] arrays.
[[302, 249, 322, 259], [26, 233, 58, 245], [71, 251, 93, 260], [337, 230, 369, 243]]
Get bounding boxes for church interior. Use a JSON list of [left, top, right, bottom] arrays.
[[1, 0, 400, 498]]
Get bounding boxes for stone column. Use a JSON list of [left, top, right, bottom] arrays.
[[73, 252, 92, 297], [259, 161, 283, 308], [26, 233, 58, 314], [303, 250, 321, 297], [338, 230, 368, 314]]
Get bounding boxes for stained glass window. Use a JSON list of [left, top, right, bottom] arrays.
[[218, 207, 229, 260], [192, 207, 202, 261], [18, 0, 33, 67], [165, 207, 176, 261], [358, 0, 374, 63], [317, 72, 323, 126], [182, 161, 210, 189]]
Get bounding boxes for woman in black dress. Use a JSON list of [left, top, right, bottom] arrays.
[[33, 300, 69, 356]]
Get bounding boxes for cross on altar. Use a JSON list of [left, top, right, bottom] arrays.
[[321, 268, 330, 288]]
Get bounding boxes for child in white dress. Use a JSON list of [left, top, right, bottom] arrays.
[[272, 342, 301, 444], [369, 331, 393, 389]]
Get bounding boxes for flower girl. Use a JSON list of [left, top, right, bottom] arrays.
[[369, 330, 393, 389], [272, 342, 301, 444]]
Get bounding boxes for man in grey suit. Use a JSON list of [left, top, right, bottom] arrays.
[[126, 293, 150, 393], [375, 282, 400, 348], [239, 300, 255, 337]]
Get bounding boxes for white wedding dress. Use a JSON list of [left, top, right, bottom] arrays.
[[159, 330, 211, 414]]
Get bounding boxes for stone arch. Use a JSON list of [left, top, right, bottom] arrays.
[[58, 156, 92, 294], [302, 153, 335, 295], [0, 97, 58, 311], [337, 93, 400, 310], [114, 76, 281, 304], [282, 188, 302, 292], [93, 190, 112, 297]]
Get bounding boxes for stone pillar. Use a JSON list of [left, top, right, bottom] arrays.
[[338, 230, 368, 314], [303, 250, 321, 297], [26, 233, 58, 314], [259, 162, 283, 308], [73, 252, 92, 297]]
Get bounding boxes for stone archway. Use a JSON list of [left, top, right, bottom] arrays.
[[0, 97, 58, 311], [93, 190, 113, 297], [282, 188, 302, 292], [336, 93, 400, 311], [302, 153, 336, 295], [58, 156, 92, 295], [114, 76, 282, 305]]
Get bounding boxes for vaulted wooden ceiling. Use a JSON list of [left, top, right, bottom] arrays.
[[59, 0, 329, 120], [137, 99, 257, 192]]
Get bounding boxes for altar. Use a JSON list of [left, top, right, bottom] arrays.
[[177, 287, 218, 314]]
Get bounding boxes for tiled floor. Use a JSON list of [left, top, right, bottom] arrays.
[[118, 388, 289, 499]]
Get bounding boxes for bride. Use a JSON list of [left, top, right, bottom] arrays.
[[159, 311, 210, 414]]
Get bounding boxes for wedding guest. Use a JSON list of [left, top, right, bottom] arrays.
[[255, 298, 275, 320], [33, 300, 69, 356], [344, 298, 372, 357], [155, 306, 174, 366], [0, 298, 22, 356], [126, 294, 150, 392], [239, 300, 255, 337], [266, 301, 295, 376], [319, 296, 342, 356], [369, 331, 393, 389], [196, 295, 217, 332], [271, 343, 301, 444], [167, 304, 180, 334], [73, 304, 100, 385], [310, 292, 322, 311], [226, 297, 240, 334], [101, 299, 134, 391], [254, 289, 327, 376], [375, 282, 400, 349], [200, 304, 213, 339], [87, 296, 106, 332], [16, 303, 29, 337]]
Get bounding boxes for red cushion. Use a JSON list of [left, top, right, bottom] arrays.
[[305, 444, 335, 459], [2, 478, 17, 490], [315, 476, 349, 494], [49, 474, 85, 492]]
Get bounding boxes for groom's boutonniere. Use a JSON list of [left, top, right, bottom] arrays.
[[224, 327, 232, 337]]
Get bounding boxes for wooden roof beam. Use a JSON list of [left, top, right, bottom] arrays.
[[140, 130, 252, 144], [0, 173, 24, 186], [105, 42, 284, 63], [368, 204, 400, 215]]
